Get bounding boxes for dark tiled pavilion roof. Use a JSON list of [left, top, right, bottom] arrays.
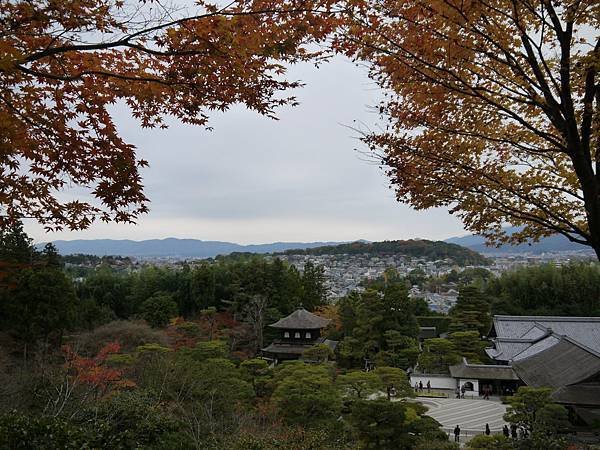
[[552, 384, 600, 407], [262, 338, 338, 355], [511, 336, 600, 388], [269, 308, 331, 329]]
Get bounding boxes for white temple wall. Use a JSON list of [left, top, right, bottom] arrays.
[[410, 374, 457, 390]]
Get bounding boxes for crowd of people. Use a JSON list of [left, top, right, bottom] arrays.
[[453, 423, 519, 443]]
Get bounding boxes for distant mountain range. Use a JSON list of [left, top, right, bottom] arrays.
[[445, 228, 591, 254], [42, 238, 342, 258], [43, 237, 489, 265]]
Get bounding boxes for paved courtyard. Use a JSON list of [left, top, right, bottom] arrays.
[[416, 397, 508, 438]]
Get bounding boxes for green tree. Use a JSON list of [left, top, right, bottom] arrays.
[[349, 399, 409, 449], [271, 362, 341, 428], [240, 358, 270, 396], [184, 340, 229, 362], [160, 355, 254, 445], [380, 331, 420, 369], [77, 268, 133, 319], [417, 339, 461, 374], [350, 285, 420, 364], [0, 413, 87, 449], [337, 371, 385, 399], [338, 292, 362, 337], [504, 387, 569, 450], [449, 286, 492, 336], [449, 331, 488, 364], [301, 261, 328, 311], [407, 268, 427, 287], [302, 343, 334, 363], [382, 284, 420, 339], [0, 221, 36, 264], [466, 434, 513, 450], [5, 267, 77, 346], [337, 336, 364, 368], [373, 366, 413, 401], [140, 292, 178, 328], [81, 390, 181, 448]]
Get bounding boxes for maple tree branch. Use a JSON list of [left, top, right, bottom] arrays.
[[17, 64, 187, 86], [345, 26, 568, 151], [383, 139, 589, 242], [20, 6, 336, 64]]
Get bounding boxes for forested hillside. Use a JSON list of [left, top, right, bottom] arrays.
[[0, 222, 457, 449], [284, 240, 490, 266]]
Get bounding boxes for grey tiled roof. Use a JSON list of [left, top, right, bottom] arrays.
[[487, 339, 533, 362], [511, 337, 600, 388], [491, 315, 600, 354], [519, 324, 548, 340], [269, 308, 331, 329], [511, 335, 560, 361], [552, 384, 600, 407], [449, 359, 520, 380]]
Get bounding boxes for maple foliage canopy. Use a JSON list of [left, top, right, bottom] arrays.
[[0, 0, 337, 230], [338, 0, 600, 256]]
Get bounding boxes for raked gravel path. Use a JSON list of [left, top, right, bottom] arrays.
[[416, 397, 508, 436]]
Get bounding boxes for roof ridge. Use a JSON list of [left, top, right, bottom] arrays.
[[559, 335, 600, 359], [509, 333, 561, 361], [494, 315, 600, 322], [494, 337, 540, 343]]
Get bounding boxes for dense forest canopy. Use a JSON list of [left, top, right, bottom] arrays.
[[485, 263, 600, 317]]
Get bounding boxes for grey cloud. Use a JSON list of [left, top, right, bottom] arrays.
[[25, 57, 466, 243]]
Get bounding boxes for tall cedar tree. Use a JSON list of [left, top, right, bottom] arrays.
[[449, 285, 492, 336], [338, 0, 600, 258], [301, 261, 328, 310]]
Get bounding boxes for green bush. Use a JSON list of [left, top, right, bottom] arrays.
[[0, 413, 87, 449], [140, 293, 179, 328], [81, 390, 181, 448], [466, 434, 512, 449], [183, 340, 229, 361]]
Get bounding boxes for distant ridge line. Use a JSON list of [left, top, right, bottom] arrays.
[[38, 237, 486, 264], [445, 227, 592, 254], [38, 238, 345, 258]]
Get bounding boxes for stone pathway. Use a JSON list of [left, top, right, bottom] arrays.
[[416, 397, 508, 442]]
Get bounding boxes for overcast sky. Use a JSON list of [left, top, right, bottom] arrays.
[[24, 56, 467, 244]]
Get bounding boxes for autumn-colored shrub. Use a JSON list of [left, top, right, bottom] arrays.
[[72, 320, 168, 355]]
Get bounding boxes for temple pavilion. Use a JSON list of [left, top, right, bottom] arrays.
[[261, 308, 338, 363]]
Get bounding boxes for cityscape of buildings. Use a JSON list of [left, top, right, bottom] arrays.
[[274, 251, 596, 312], [67, 248, 596, 315]]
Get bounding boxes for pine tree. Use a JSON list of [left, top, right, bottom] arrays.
[[449, 286, 492, 336]]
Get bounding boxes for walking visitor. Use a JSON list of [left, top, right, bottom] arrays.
[[453, 425, 461, 442]]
